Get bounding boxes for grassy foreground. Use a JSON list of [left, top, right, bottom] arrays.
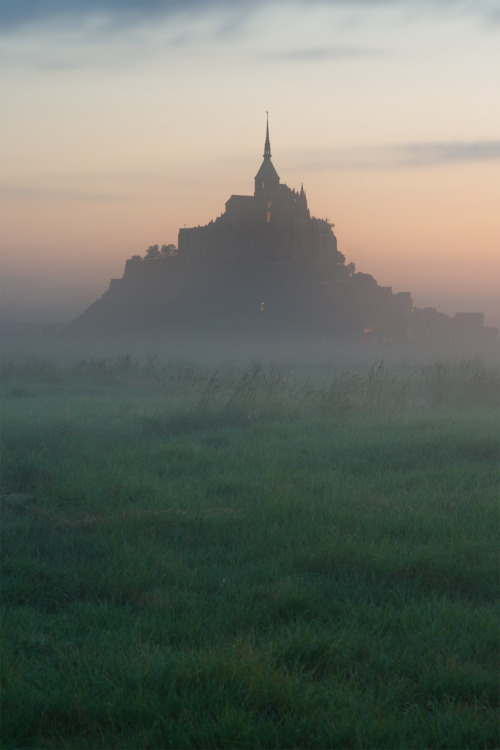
[[1, 354, 499, 749]]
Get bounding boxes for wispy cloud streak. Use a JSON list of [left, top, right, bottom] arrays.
[[270, 45, 388, 62], [291, 141, 500, 172], [396, 141, 500, 166], [0, 185, 122, 202]]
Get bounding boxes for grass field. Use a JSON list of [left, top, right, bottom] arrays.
[[1, 353, 499, 749]]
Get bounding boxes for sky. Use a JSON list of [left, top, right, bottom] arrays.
[[1, 0, 499, 328]]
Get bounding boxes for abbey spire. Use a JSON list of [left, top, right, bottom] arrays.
[[255, 113, 280, 197], [264, 112, 271, 158]]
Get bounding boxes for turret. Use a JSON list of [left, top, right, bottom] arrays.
[[298, 183, 309, 215]]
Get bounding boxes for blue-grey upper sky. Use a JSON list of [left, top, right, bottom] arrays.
[[2, 0, 499, 31]]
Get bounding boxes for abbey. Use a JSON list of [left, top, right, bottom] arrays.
[[178, 118, 344, 268], [69, 120, 497, 347]]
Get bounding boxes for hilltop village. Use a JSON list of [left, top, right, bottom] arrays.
[[70, 121, 496, 347]]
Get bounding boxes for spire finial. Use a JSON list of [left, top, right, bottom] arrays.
[[264, 111, 271, 158]]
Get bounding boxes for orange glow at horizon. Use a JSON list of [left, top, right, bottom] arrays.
[[2, 153, 499, 327]]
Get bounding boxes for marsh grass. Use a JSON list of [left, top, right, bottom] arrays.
[[1, 354, 499, 748]]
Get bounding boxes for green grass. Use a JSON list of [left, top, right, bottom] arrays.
[[1, 355, 499, 748]]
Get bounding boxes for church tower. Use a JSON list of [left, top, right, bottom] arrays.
[[254, 114, 280, 198]]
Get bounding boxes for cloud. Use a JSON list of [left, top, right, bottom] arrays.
[[270, 45, 388, 62], [0, 170, 178, 202], [291, 140, 500, 172], [2, 0, 229, 32], [395, 141, 500, 166], [1, 0, 496, 33], [0, 185, 121, 202]]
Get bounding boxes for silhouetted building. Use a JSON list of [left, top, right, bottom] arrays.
[[178, 117, 343, 268], [452, 312, 498, 346], [68, 119, 497, 348]]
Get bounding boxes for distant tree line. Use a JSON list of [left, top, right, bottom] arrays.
[[127, 244, 355, 274], [129, 244, 178, 263]]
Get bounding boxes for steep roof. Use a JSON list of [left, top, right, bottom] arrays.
[[255, 158, 280, 184], [255, 116, 279, 185]]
